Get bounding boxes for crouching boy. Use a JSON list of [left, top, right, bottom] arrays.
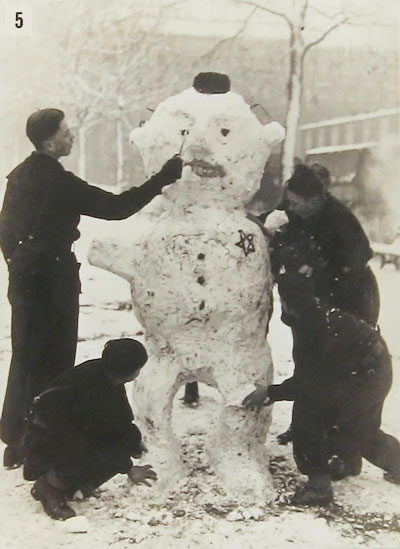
[[23, 338, 157, 520], [243, 272, 400, 506]]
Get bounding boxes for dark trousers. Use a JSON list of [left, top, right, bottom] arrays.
[[24, 421, 141, 491], [0, 253, 80, 449], [285, 266, 380, 452], [292, 371, 400, 478], [184, 382, 199, 404], [61, 435, 137, 492]]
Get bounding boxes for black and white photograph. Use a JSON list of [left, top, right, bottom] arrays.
[[0, 0, 399, 547]]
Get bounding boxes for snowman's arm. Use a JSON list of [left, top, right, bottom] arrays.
[[246, 213, 273, 240], [88, 237, 138, 282]]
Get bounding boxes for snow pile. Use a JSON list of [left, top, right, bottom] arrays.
[[0, 232, 399, 547], [89, 78, 284, 501]]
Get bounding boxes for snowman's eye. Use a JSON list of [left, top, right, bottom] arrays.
[[181, 129, 189, 136], [221, 128, 230, 136]]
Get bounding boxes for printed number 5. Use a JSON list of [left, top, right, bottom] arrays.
[[15, 12, 23, 28]]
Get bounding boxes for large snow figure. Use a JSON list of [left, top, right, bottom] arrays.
[[88, 73, 284, 501]]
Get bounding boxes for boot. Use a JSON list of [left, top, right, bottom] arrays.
[[328, 455, 362, 481], [277, 425, 293, 445], [384, 471, 400, 485], [383, 460, 400, 485], [31, 476, 76, 520], [290, 475, 334, 506], [3, 445, 24, 469]]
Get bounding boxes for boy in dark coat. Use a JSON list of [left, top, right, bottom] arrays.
[[271, 164, 379, 325], [0, 108, 182, 467], [243, 272, 400, 506], [23, 338, 157, 520], [268, 165, 380, 476]]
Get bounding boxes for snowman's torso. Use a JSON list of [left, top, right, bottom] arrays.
[[129, 206, 272, 344]]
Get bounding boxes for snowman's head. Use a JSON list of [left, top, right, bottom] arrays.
[[130, 73, 285, 209]]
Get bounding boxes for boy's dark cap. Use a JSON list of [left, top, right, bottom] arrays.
[[26, 108, 65, 147], [286, 164, 324, 198], [193, 72, 231, 94], [102, 338, 148, 376], [310, 162, 331, 188]]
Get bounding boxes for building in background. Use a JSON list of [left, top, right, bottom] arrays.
[[297, 107, 400, 205]]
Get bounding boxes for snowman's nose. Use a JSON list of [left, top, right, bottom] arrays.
[[185, 137, 210, 157]]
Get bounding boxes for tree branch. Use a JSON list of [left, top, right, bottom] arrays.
[[302, 17, 349, 59], [200, 6, 257, 60], [307, 5, 348, 20], [235, 0, 292, 27]]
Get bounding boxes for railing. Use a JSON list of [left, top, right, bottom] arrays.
[[298, 107, 400, 155]]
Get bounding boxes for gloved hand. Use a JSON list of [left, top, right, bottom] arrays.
[[157, 156, 183, 185], [246, 213, 273, 239], [128, 464, 158, 486], [242, 385, 273, 412]]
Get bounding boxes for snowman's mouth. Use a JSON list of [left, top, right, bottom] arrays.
[[185, 160, 225, 178]]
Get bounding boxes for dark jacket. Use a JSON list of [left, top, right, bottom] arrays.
[[268, 273, 391, 404], [31, 359, 139, 445], [302, 194, 372, 281], [23, 359, 142, 480], [0, 152, 173, 261], [270, 194, 379, 325]]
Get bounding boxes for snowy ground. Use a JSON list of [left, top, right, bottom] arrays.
[[0, 215, 399, 549]]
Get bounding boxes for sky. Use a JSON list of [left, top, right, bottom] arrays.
[[153, 0, 399, 50]]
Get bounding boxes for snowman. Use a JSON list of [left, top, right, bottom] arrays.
[[88, 73, 284, 501]]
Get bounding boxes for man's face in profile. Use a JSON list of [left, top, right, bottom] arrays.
[[45, 119, 74, 158]]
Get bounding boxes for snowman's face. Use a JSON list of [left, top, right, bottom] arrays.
[[130, 88, 284, 208]]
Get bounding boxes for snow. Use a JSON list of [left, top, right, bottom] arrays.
[[0, 215, 399, 548], [89, 84, 285, 501], [129, 86, 284, 208]]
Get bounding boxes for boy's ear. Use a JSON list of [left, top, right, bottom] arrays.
[[42, 139, 53, 152]]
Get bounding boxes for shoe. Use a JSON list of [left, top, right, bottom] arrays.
[[290, 482, 334, 506], [183, 400, 199, 408], [277, 426, 293, 445], [31, 477, 76, 520], [383, 470, 400, 485], [328, 455, 362, 481], [3, 446, 24, 469]]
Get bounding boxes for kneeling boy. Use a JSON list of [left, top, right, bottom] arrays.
[[243, 272, 400, 506], [23, 338, 157, 519]]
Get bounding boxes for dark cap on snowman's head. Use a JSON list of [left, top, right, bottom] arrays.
[[193, 73, 231, 94]]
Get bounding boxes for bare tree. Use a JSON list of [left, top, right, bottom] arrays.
[[56, 1, 193, 184], [234, 0, 360, 181]]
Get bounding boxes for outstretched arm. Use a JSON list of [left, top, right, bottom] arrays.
[[242, 377, 297, 412], [76, 157, 183, 220]]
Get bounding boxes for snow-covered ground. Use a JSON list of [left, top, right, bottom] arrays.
[[0, 215, 399, 549]]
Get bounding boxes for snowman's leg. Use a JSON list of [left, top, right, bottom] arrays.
[[209, 350, 275, 502], [132, 355, 187, 491]]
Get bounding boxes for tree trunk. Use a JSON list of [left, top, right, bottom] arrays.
[[78, 127, 86, 179], [281, 0, 306, 183], [281, 66, 302, 182], [116, 117, 124, 186]]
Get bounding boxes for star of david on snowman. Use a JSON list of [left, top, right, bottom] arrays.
[[235, 229, 256, 257]]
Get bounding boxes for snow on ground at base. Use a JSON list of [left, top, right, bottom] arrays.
[[0, 215, 399, 549]]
